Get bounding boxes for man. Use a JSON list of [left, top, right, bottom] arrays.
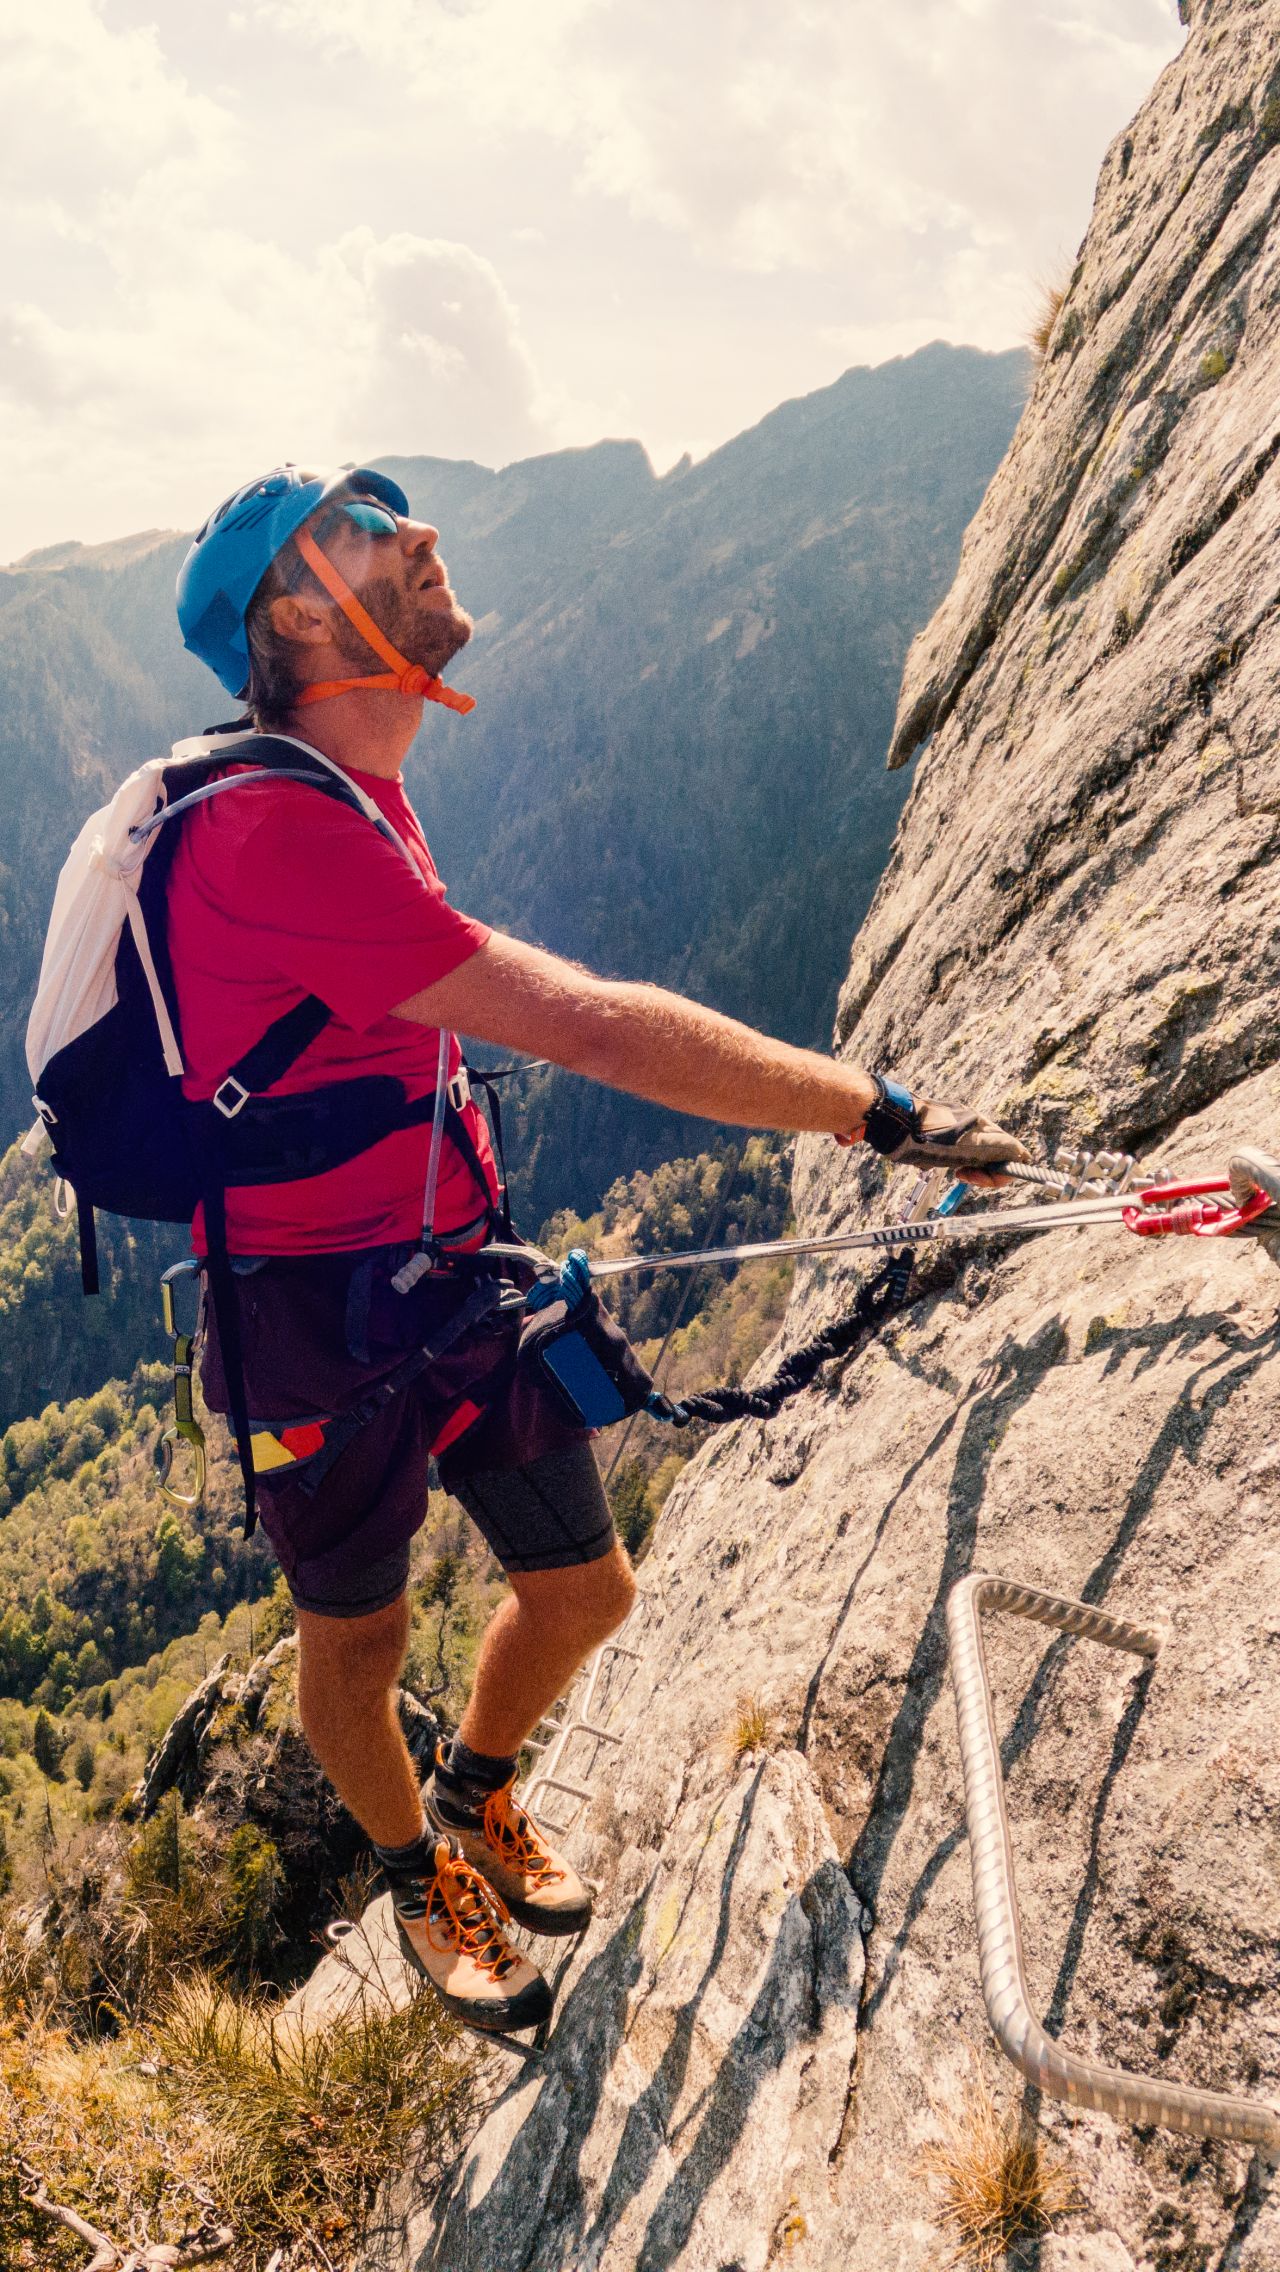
[[173, 464, 1026, 2035]]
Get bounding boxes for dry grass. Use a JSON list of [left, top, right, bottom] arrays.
[[154, 1971, 478, 2247], [917, 2069, 1077, 2270], [0, 1959, 479, 2271], [1028, 273, 1070, 359], [727, 1694, 772, 1759]]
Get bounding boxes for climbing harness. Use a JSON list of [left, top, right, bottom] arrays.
[[947, 1575, 1280, 2150], [155, 1259, 206, 1509]]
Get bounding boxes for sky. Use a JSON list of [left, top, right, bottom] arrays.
[[0, 0, 1183, 563]]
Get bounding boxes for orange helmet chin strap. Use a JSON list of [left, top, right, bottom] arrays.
[[291, 525, 475, 715]]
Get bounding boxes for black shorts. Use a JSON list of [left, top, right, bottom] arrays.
[[199, 1244, 618, 1616]]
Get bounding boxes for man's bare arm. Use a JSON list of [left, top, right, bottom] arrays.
[[391, 932, 876, 1135]]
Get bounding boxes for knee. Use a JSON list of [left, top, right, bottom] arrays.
[[578, 1546, 637, 1645], [296, 1597, 408, 1704]]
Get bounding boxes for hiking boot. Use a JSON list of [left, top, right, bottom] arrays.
[[390, 1835, 553, 2034], [426, 1770, 594, 1938]]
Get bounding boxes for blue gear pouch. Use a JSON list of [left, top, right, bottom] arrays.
[[520, 1250, 659, 1430]]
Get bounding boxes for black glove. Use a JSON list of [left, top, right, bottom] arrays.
[[862, 1074, 1028, 1176]]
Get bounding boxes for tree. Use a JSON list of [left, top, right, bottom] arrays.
[[152, 1510, 204, 1605], [32, 1707, 66, 1780], [223, 1825, 284, 1971]]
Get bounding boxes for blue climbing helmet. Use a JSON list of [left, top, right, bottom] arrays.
[[176, 463, 410, 697]]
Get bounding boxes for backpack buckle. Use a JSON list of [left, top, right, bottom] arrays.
[[213, 1076, 250, 1120], [447, 1067, 471, 1112]]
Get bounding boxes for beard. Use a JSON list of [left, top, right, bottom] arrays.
[[330, 572, 474, 678]]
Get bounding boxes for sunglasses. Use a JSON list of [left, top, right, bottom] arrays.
[[316, 496, 401, 540]]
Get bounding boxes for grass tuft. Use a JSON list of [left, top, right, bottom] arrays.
[[917, 2069, 1077, 2270], [154, 1969, 478, 2243], [1027, 264, 1076, 360], [728, 1694, 772, 1758]]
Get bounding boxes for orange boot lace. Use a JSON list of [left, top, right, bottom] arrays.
[[425, 1844, 521, 1980], [481, 1781, 565, 1888]]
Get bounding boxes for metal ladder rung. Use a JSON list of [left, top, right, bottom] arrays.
[[571, 1719, 622, 1743], [531, 1773, 594, 1802]]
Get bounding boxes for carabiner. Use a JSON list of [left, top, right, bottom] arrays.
[[154, 1424, 207, 1510]]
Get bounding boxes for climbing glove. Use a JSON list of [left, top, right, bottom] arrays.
[[856, 1074, 1029, 1178]]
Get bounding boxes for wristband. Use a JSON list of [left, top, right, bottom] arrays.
[[862, 1073, 921, 1156]]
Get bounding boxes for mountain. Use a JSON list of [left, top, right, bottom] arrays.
[[0, 344, 1027, 1259], [402, 9, 1280, 2268]]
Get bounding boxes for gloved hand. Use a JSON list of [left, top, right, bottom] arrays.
[[842, 1074, 1029, 1180], [525, 1247, 594, 1314]]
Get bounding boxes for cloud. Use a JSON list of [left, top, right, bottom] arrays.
[[0, 0, 228, 196], [0, 0, 1182, 555], [336, 230, 547, 465], [0, 6, 553, 554], [251, 0, 1179, 282]]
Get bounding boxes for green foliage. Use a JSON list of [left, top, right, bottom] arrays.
[[221, 1825, 285, 1973], [0, 1139, 181, 1432], [1198, 347, 1229, 385], [32, 1708, 66, 1780], [546, 1132, 793, 1344], [0, 1353, 269, 1706]]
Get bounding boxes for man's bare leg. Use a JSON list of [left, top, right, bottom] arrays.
[[294, 1543, 635, 1840], [295, 1595, 423, 1847], [458, 1542, 636, 1757]]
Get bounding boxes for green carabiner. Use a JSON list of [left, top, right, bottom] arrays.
[[157, 1261, 208, 1510]]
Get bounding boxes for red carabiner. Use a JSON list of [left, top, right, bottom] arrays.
[[1123, 1182, 1273, 1240]]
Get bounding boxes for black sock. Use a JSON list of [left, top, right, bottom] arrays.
[[432, 1736, 518, 1829], [373, 1823, 440, 1904]]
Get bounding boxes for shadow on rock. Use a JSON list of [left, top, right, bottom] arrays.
[[847, 1310, 1069, 2019], [419, 1887, 652, 2272], [629, 1857, 863, 2272]]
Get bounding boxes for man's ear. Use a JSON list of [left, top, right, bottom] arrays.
[[267, 589, 331, 647]]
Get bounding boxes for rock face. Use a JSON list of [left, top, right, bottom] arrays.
[[372, 7, 1280, 2267]]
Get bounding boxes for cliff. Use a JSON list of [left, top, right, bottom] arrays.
[[372, 6, 1280, 2267]]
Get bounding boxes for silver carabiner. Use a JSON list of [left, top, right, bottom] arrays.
[[154, 1427, 206, 1510]]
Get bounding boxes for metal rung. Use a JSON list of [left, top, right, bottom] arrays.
[[531, 1774, 594, 1802], [571, 1719, 622, 1743], [602, 1642, 642, 1663]]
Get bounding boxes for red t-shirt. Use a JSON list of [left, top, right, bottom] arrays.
[[166, 760, 497, 1253]]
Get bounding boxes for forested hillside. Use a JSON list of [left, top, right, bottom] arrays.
[[2, 341, 1027, 1246]]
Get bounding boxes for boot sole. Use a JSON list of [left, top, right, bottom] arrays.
[[504, 1895, 594, 1938], [393, 1914, 553, 2033]]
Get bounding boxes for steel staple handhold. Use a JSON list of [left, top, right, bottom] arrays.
[[946, 1572, 1280, 2152]]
